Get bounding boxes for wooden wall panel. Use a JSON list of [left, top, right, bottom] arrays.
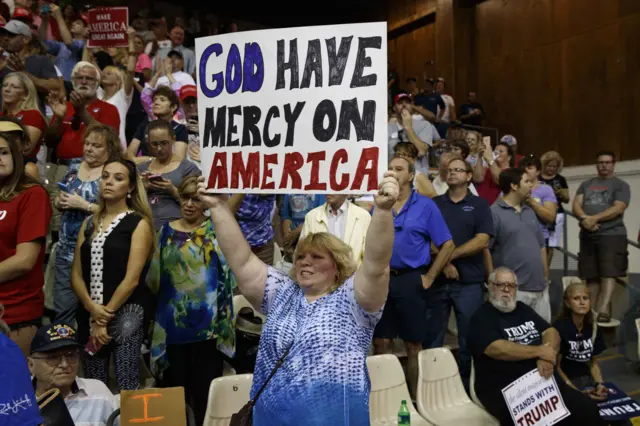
[[475, 0, 554, 60], [476, 0, 640, 165], [386, 0, 436, 30], [612, 14, 640, 162], [388, 22, 437, 90]]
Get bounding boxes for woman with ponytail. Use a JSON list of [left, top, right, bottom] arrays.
[[71, 157, 154, 390]]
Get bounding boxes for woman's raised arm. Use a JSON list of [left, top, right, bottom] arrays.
[[354, 172, 398, 313]]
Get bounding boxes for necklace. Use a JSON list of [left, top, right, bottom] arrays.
[[180, 219, 204, 242]]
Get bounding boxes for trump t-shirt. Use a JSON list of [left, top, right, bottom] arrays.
[[468, 302, 550, 399], [553, 317, 605, 381]]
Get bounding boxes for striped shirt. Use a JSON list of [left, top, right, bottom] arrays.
[[65, 378, 119, 426]]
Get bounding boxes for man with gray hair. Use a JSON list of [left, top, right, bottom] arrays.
[[468, 267, 605, 425]]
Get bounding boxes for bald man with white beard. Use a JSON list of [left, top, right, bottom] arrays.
[[467, 267, 606, 426]]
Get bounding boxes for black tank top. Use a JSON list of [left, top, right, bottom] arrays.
[[77, 212, 151, 343]]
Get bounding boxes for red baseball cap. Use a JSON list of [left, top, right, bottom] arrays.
[[179, 85, 197, 101], [394, 92, 412, 105], [12, 7, 32, 23]]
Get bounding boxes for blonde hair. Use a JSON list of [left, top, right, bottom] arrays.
[[102, 65, 124, 91], [2, 72, 43, 116], [90, 158, 156, 257], [107, 48, 128, 67], [291, 233, 357, 292], [541, 151, 564, 173]]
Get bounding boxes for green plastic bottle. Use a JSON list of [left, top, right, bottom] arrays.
[[398, 400, 411, 425]]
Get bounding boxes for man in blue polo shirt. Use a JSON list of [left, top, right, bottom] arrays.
[[373, 155, 454, 398], [425, 155, 494, 387]]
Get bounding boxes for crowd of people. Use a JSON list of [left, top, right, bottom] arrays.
[[0, 3, 634, 426]]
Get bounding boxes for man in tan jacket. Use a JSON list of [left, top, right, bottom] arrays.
[[300, 194, 371, 266]]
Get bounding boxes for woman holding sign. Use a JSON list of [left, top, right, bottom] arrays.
[[196, 173, 398, 425]]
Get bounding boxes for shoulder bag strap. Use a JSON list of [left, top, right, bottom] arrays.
[[249, 343, 293, 406]]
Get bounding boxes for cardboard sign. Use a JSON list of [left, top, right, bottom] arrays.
[[195, 22, 388, 194], [120, 387, 186, 426], [87, 7, 129, 48], [584, 382, 640, 421], [502, 369, 570, 426]]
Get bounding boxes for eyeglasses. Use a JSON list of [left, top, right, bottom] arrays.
[[447, 168, 467, 174], [491, 281, 518, 291], [149, 140, 171, 148], [31, 350, 79, 367], [490, 281, 517, 291], [180, 195, 202, 204]]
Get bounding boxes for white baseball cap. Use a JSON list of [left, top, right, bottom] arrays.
[[1, 20, 31, 37]]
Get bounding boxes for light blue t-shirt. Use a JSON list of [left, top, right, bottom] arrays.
[[280, 195, 326, 229]]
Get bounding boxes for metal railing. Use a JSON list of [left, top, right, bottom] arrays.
[[555, 205, 640, 284]]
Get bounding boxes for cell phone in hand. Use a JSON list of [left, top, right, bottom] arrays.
[[148, 174, 165, 182], [482, 136, 491, 150], [57, 182, 71, 193], [85, 336, 103, 356]]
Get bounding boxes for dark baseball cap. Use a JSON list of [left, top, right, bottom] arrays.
[[30, 323, 82, 354], [167, 50, 183, 59]]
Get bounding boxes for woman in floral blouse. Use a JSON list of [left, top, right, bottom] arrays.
[[147, 176, 235, 425]]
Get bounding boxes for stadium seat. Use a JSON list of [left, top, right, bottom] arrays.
[[233, 295, 266, 323], [366, 354, 432, 425], [203, 374, 253, 426], [417, 348, 498, 425]]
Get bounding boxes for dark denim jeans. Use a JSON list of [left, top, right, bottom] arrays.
[[423, 281, 484, 382], [53, 245, 78, 325]]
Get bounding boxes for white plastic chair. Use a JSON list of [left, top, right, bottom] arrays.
[[233, 295, 266, 323], [417, 348, 498, 425], [273, 242, 283, 265], [562, 276, 583, 292], [203, 374, 253, 426], [470, 359, 493, 416], [469, 359, 482, 407], [366, 354, 432, 425]]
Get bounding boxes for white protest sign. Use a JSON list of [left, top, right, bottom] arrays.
[[195, 23, 388, 194], [502, 369, 570, 426]]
